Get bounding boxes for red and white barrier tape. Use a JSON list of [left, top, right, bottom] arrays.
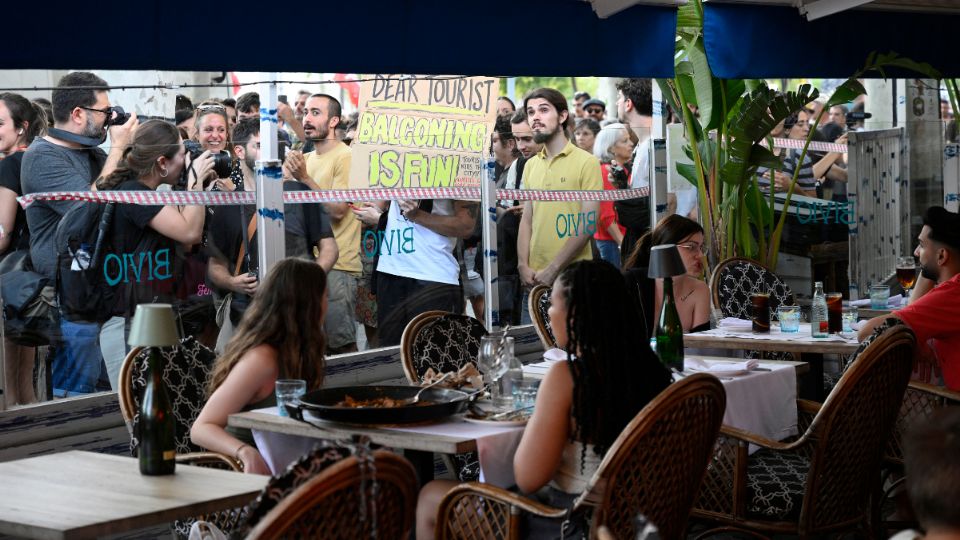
[[18, 186, 650, 208], [770, 137, 847, 153]]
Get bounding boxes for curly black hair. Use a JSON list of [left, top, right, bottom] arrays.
[[557, 260, 672, 459]]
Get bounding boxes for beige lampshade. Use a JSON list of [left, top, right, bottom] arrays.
[[127, 304, 180, 347]]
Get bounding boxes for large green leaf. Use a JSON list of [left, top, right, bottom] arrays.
[[825, 79, 866, 108], [687, 36, 719, 131], [676, 162, 699, 187], [676, 0, 702, 28]]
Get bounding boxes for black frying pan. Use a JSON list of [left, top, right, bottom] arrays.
[[291, 385, 472, 425]]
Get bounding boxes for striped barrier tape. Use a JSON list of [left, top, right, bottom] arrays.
[[17, 186, 650, 208], [770, 137, 847, 153]]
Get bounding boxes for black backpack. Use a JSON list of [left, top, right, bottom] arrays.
[[55, 202, 118, 323]]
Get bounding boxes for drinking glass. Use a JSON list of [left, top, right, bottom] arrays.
[[842, 306, 858, 333], [750, 293, 770, 333], [275, 379, 307, 417], [896, 256, 917, 303], [478, 335, 508, 405], [825, 293, 843, 333], [511, 379, 540, 410], [777, 305, 800, 333], [869, 284, 890, 309]]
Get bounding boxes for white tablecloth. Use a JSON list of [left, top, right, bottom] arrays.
[[697, 322, 858, 343]]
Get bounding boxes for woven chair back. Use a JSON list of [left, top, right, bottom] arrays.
[[117, 336, 217, 455], [529, 285, 557, 349], [710, 258, 794, 320], [586, 373, 726, 540], [245, 450, 418, 539], [800, 324, 915, 531], [400, 311, 487, 383]]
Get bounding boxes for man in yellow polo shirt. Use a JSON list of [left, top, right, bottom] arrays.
[[285, 93, 361, 353], [517, 87, 602, 323]]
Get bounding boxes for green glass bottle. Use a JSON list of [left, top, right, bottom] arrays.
[[139, 348, 176, 475], [655, 277, 685, 372]]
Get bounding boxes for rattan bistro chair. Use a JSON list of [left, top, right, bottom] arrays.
[[692, 323, 916, 538], [529, 284, 557, 350], [246, 450, 419, 540], [709, 258, 795, 321], [436, 374, 726, 540], [400, 310, 487, 483]]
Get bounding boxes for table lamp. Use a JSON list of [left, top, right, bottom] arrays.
[[128, 304, 179, 475], [648, 244, 687, 371]]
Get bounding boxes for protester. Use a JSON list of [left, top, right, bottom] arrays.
[[207, 118, 337, 352], [285, 94, 361, 354], [573, 117, 600, 154], [497, 96, 516, 117], [614, 78, 654, 259], [573, 91, 590, 119], [487, 114, 526, 324], [192, 102, 236, 191], [591, 123, 632, 267], [21, 72, 138, 397], [517, 88, 601, 323], [510, 108, 543, 160], [581, 98, 606, 122], [858, 206, 960, 390], [192, 258, 329, 475], [416, 260, 672, 539], [623, 214, 711, 334], [758, 109, 846, 199], [31, 98, 54, 129], [0, 92, 47, 405]]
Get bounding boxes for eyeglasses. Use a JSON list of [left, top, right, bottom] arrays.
[[585, 108, 603, 114], [79, 106, 112, 116], [196, 104, 227, 113], [676, 242, 708, 255]]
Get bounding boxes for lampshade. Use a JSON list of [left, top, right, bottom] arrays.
[[127, 304, 180, 347], [647, 244, 687, 279]]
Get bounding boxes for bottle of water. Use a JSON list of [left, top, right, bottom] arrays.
[[498, 337, 522, 407], [811, 281, 828, 338]]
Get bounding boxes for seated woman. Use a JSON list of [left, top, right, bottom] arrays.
[[191, 258, 328, 474], [623, 214, 711, 334], [416, 260, 672, 539]]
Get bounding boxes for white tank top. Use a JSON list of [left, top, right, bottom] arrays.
[[375, 200, 459, 285]]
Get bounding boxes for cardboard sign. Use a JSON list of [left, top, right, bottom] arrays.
[[349, 75, 498, 190]]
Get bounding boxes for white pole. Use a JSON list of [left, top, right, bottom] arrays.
[[481, 151, 499, 331], [256, 73, 286, 279]]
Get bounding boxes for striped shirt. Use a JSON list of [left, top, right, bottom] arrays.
[[757, 149, 816, 194]]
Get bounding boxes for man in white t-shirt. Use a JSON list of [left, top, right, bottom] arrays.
[[615, 78, 654, 258]]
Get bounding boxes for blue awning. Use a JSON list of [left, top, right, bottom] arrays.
[[6, 0, 677, 78], [704, 3, 960, 78]]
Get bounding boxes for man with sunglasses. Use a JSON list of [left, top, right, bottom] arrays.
[[20, 71, 138, 397]]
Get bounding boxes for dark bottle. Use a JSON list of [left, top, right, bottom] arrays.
[[139, 348, 176, 475], [655, 277, 684, 372]]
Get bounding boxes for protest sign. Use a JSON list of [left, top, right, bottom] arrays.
[[349, 74, 498, 190]]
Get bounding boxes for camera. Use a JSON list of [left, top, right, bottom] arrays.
[[609, 163, 630, 190], [106, 106, 131, 126], [183, 140, 234, 180]]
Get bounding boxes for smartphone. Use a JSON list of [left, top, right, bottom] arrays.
[[278, 95, 288, 104]]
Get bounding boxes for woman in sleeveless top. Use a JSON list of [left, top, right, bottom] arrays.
[[191, 258, 328, 474], [416, 260, 672, 539]]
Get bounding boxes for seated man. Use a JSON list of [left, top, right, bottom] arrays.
[[858, 206, 960, 390], [889, 408, 960, 540]]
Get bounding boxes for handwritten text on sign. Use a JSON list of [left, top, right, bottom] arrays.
[[349, 75, 498, 190]]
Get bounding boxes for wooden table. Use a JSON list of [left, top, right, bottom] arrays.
[[684, 325, 860, 401], [857, 307, 893, 320], [0, 450, 267, 540]]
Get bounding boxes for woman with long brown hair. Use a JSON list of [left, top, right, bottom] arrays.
[[191, 257, 329, 474]]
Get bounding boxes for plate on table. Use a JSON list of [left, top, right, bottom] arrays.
[[685, 365, 753, 377], [463, 411, 531, 426]]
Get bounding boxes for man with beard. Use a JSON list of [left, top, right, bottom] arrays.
[[21, 71, 138, 396], [208, 118, 337, 350], [859, 207, 960, 390], [517, 88, 601, 323], [284, 94, 361, 353], [510, 108, 543, 161], [615, 78, 654, 257]]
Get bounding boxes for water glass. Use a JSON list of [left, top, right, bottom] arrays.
[[869, 284, 890, 309], [842, 306, 858, 333], [777, 305, 801, 333], [478, 335, 509, 404], [275, 379, 307, 417], [511, 379, 540, 409]]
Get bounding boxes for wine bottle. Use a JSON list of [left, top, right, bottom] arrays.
[[139, 348, 176, 475], [655, 277, 684, 371]]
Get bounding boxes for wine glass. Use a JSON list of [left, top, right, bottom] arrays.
[[477, 335, 508, 408], [896, 256, 917, 304]]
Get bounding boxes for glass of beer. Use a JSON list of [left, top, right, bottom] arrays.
[[751, 293, 770, 333], [896, 256, 917, 303], [826, 293, 843, 333]]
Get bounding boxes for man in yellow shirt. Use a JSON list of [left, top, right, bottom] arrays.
[[517, 88, 602, 323], [285, 94, 361, 353]]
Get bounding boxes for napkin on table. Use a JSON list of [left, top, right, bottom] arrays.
[[421, 363, 483, 389], [685, 357, 759, 373], [717, 317, 754, 331], [849, 294, 903, 308]]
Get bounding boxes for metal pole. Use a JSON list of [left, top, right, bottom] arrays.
[[256, 73, 285, 279], [651, 83, 669, 227], [481, 152, 499, 330]]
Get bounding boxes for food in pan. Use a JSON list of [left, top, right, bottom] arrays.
[[335, 395, 433, 408]]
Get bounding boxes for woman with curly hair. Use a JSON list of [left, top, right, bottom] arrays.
[[416, 260, 672, 539], [191, 258, 328, 474]]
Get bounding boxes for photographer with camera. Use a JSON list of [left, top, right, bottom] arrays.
[[190, 101, 236, 191], [20, 72, 138, 397]]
